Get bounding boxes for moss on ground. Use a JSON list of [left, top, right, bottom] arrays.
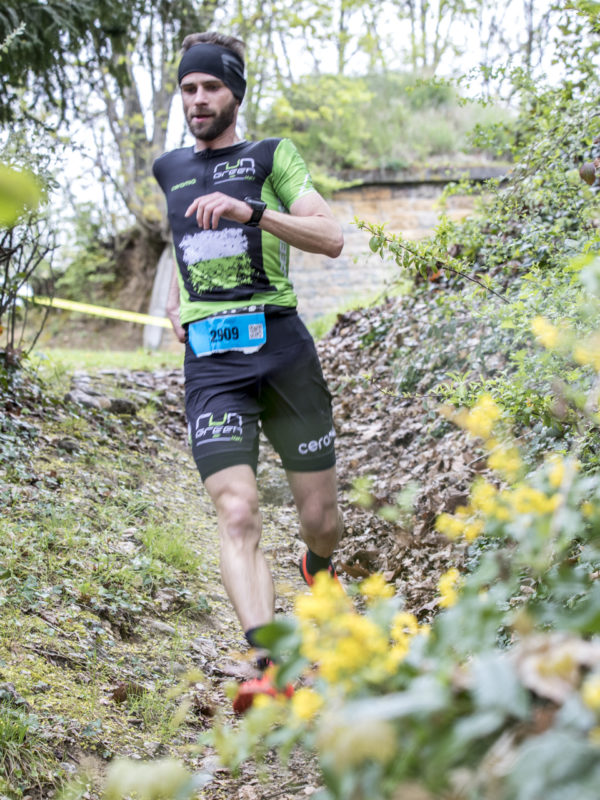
[[1, 366, 308, 798]]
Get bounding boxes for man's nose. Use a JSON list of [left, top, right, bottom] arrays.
[[191, 87, 209, 104]]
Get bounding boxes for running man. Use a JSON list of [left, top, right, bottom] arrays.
[[153, 31, 344, 711]]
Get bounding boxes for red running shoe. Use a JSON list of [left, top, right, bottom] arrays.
[[299, 551, 339, 587], [232, 672, 294, 715]]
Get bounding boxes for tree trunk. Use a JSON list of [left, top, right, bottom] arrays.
[[110, 225, 165, 315]]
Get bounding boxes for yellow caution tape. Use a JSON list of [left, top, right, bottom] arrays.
[[31, 296, 172, 328]]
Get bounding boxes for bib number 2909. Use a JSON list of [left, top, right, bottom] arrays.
[[210, 326, 239, 343], [188, 310, 267, 357]]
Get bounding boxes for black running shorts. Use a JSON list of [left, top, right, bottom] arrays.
[[183, 310, 336, 481]]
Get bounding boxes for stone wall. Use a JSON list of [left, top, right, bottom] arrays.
[[293, 183, 476, 322]]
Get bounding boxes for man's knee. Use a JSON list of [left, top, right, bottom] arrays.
[[216, 489, 261, 547], [299, 498, 341, 541]]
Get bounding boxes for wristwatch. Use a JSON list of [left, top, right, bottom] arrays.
[[244, 196, 267, 227]]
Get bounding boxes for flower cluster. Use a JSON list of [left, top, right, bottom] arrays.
[[440, 448, 579, 545], [435, 506, 484, 543], [359, 573, 395, 602], [531, 315, 600, 374], [291, 686, 324, 720], [486, 441, 523, 482], [531, 316, 560, 349], [390, 610, 429, 663], [573, 332, 600, 371], [457, 393, 502, 439], [296, 574, 389, 687], [582, 674, 600, 712], [437, 388, 577, 546], [293, 573, 428, 691], [437, 567, 462, 608]]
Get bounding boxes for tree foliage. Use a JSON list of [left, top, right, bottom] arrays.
[[0, 0, 134, 121], [256, 70, 510, 173]]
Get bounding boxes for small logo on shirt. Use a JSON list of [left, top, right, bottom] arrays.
[[171, 179, 197, 192], [214, 158, 256, 183]]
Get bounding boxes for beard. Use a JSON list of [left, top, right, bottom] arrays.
[[187, 95, 238, 142]]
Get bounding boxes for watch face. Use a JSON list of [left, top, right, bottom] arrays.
[[245, 197, 266, 225]]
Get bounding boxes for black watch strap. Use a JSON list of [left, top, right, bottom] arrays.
[[244, 196, 267, 227]]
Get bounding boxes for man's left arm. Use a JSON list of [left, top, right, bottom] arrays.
[[185, 190, 343, 258], [261, 191, 343, 257]]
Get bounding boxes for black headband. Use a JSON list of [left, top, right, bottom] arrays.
[[177, 43, 246, 102]]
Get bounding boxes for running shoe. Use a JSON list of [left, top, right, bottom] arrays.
[[299, 551, 339, 587], [232, 672, 294, 714]]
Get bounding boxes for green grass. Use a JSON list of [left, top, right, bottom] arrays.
[[0, 701, 59, 798], [141, 524, 202, 573], [0, 387, 219, 797], [29, 347, 182, 375]]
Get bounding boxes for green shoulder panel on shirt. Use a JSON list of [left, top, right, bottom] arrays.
[[270, 139, 316, 209]]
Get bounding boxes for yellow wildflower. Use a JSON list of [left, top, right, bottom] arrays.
[[435, 512, 465, 540], [470, 480, 498, 515], [437, 502, 484, 544], [463, 394, 502, 439], [546, 454, 579, 489], [464, 519, 485, 543], [488, 445, 523, 483], [386, 612, 427, 670], [385, 641, 411, 670], [547, 453, 565, 488], [510, 485, 560, 515], [574, 334, 600, 371], [582, 675, 600, 711], [391, 611, 419, 641], [531, 316, 559, 349], [291, 687, 323, 720], [582, 501, 595, 518], [359, 573, 395, 602], [252, 693, 274, 710], [295, 571, 350, 624], [438, 567, 461, 608], [304, 611, 389, 684]]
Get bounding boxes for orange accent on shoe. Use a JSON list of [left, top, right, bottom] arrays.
[[232, 673, 294, 715], [299, 551, 339, 587]]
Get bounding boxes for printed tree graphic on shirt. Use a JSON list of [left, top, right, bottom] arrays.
[[179, 229, 259, 293]]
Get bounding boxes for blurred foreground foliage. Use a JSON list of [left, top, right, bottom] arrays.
[[0, 127, 54, 373], [206, 265, 600, 800]]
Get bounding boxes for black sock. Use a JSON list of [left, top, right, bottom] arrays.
[[245, 626, 272, 671], [306, 548, 333, 576]]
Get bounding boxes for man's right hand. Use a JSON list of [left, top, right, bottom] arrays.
[[167, 309, 186, 343], [166, 261, 186, 343]]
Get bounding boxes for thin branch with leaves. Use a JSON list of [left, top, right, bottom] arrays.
[[356, 219, 510, 303]]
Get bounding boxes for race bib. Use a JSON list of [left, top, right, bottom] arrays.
[[188, 310, 267, 357]]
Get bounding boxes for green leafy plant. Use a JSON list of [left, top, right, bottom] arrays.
[[205, 287, 600, 798]]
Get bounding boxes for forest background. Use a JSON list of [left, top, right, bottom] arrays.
[[3, 2, 600, 800]]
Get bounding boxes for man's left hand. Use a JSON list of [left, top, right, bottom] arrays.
[[185, 192, 252, 229]]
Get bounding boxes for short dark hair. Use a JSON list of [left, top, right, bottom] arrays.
[[181, 31, 246, 66]]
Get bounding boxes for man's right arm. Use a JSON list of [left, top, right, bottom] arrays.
[[166, 261, 186, 343]]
